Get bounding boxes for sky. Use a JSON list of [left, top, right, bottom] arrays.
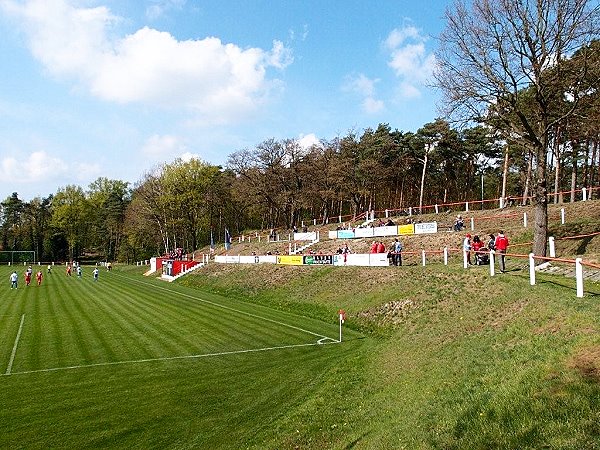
[[0, 0, 453, 201]]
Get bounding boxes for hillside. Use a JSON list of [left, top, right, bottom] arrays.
[[206, 200, 600, 264], [176, 199, 600, 448]]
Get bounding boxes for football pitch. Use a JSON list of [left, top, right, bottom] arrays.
[[0, 265, 363, 448]]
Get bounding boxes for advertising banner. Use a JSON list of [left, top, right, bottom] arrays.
[[276, 255, 304, 266], [415, 222, 438, 234], [398, 224, 415, 235], [328, 231, 338, 239], [373, 225, 398, 237], [303, 255, 336, 265], [337, 230, 356, 239], [294, 232, 317, 241], [354, 227, 374, 238]]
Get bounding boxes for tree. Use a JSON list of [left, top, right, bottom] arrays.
[[434, 0, 599, 255]]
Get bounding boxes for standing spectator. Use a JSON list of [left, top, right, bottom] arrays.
[[376, 241, 386, 254], [495, 230, 509, 272], [36, 270, 43, 286], [487, 234, 496, 251], [342, 243, 350, 265], [370, 241, 378, 253], [393, 238, 403, 266], [472, 235, 484, 264], [10, 271, 18, 289], [463, 234, 472, 265]]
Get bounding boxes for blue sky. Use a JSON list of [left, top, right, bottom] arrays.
[[0, 0, 452, 201]]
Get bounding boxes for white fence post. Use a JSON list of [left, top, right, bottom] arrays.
[[523, 212, 528, 227], [435, 204, 439, 214], [422, 250, 426, 266], [465, 201, 469, 212], [288, 243, 292, 254], [339, 215, 342, 223], [499, 197, 504, 209], [463, 249, 468, 269], [470, 217, 475, 231], [548, 236, 555, 258], [385, 209, 389, 218], [561, 208, 565, 225], [408, 207, 412, 216], [575, 258, 584, 298], [443, 247, 448, 265], [489, 250, 495, 276], [529, 253, 536, 285], [582, 187, 587, 201], [314, 218, 317, 226]]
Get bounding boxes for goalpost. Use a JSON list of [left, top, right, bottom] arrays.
[[0, 251, 36, 265]]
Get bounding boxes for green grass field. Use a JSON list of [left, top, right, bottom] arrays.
[[0, 265, 364, 449], [1, 258, 600, 449]]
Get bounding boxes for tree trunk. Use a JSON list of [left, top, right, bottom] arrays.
[[419, 152, 429, 214], [522, 151, 532, 206], [501, 148, 509, 203], [570, 148, 577, 203], [532, 144, 548, 257]]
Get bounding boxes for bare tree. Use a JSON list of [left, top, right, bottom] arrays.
[[434, 0, 599, 255]]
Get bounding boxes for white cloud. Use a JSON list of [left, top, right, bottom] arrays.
[[180, 151, 201, 162], [141, 134, 187, 159], [343, 73, 378, 97], [342, 74, 384, 114], [146, 0, 186, 21], [1, 0, 293, 124], [0, 151, 68, 183], [297, 133, 320, 150], [363, 97, 385, 114], [384, 24, 436, 99]]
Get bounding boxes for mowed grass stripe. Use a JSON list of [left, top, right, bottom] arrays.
[[103, 276, 320, 353], [0, 285, 26, 371], [53, 273, 185, 363], [113, 270, 336, 340], [55, 274, 170, 361]]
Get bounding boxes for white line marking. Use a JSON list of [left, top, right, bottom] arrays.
[[114, 272, 336, 341], [2, 340, 338, 377], [5, 314, 25, 375]]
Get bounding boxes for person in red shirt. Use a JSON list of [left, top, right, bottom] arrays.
[[472, 235, 484, 264], [494, 230, 509, 272], [370, 241, 378, 253], [36, 271, 43, 286], [24, 271, 31, 286], [376, 241, 385, 254]]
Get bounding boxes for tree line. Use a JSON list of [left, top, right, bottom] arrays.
[[1, 116, 597, 263]]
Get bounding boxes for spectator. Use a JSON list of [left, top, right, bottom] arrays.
[[454, 215, 464, 231], [487, 234, 496, 251], [463, 234, 472, 265], [393, 238, 403, 266], [495, 230, 509, 272], [370, 241, 378, 253], [376, 241, 386, 254], [472, 235, 484, 264]]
